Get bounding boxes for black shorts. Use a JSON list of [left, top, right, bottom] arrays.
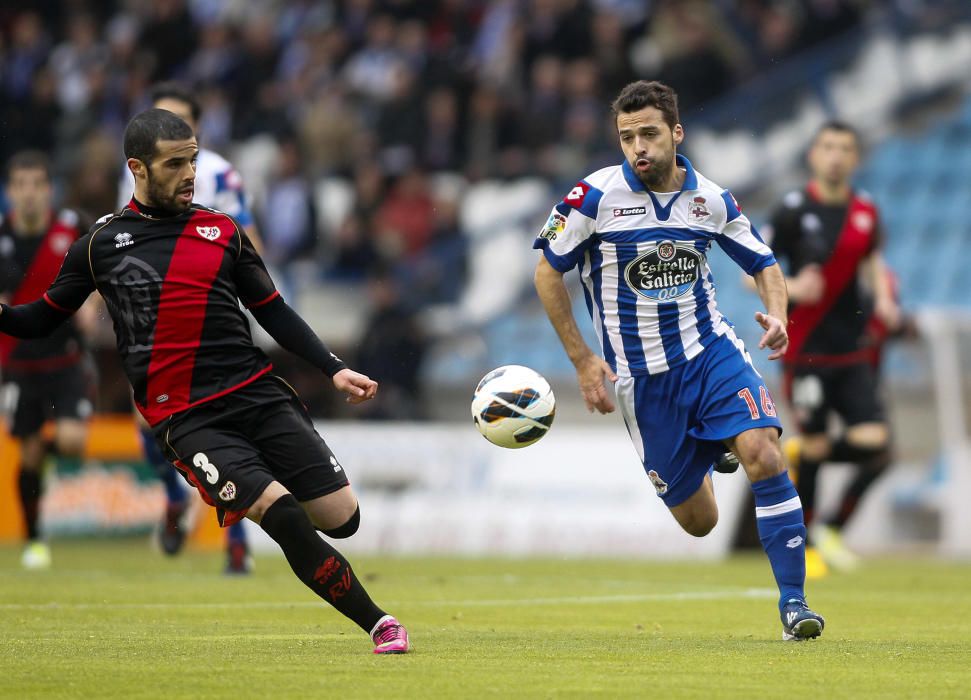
[[2, 363, 95, 437], [783, 362, 886, 435], [155, 374, 349, 526]]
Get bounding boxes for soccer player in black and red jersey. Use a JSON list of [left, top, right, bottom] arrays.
[[0, 109, 409, 654], [763, 121, 901, 571], [0, 151, 96, 570]]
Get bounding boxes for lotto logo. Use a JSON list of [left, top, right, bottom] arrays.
[[786, 536, 804, 549], [563, 181, 590, 207]]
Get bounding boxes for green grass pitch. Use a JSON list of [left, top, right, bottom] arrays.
[[2, 540, 969, 699]]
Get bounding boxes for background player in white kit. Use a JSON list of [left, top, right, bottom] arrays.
[[120, 83, 263, 573], [534, 80, 824, 640]]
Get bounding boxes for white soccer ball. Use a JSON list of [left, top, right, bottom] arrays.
[[471, 365, 556, 448]]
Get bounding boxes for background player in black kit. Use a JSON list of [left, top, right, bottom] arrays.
[[0, 150, 96, 570], [0, 109, 409, 654], [763, 121, 901, 572]]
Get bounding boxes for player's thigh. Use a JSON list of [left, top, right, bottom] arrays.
[[160, 419, 274, 524], [667, 474, 718, 537], [833, 364, 887, 441], [3, 377, 46, 440], [49, 365, 94, 423], [249, 381, 351, 507], [615, 374, 721, 512], [783, 367, 830, 435]]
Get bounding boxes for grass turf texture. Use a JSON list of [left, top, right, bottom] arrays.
[[1, 540, 969, 699]]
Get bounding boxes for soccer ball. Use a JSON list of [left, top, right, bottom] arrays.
[[471, 365, 556, 448]]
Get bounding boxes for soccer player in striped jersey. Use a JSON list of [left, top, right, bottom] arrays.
[[534, 81, 824, 641]]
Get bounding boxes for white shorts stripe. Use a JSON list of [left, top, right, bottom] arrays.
[[755, 495, 802, 519]]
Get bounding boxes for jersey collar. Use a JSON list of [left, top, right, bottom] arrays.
[[621, 154, 698, 222]]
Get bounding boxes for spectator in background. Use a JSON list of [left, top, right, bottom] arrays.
[[374, 167, 434, 257], [421, 87, 463, 172], [397, 194, 469, 309], [259, 137, 318, 300], [355, 265, 429, 421]]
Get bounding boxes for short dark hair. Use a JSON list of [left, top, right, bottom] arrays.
[[123, 108, 194, 164], [611, 81, 679, 129], [6, 150, 52, 182], [149, 81, 201, 123], [813, 119, 861, 148]]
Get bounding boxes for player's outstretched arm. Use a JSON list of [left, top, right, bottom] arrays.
[[534, 256, 617, 414], [0, 297, 75, 338], [752, 263, 789, 360], [248, 295, 377, 403]]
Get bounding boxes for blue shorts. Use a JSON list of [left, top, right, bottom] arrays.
[[616, 333, 782, 507]]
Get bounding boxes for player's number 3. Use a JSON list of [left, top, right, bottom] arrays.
[[192, 452, 219, 484]]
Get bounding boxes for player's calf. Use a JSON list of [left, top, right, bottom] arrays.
[[255, 491, 408, 652]]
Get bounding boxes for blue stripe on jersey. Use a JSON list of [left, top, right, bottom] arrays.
[[721, 190, 742, 223], [657, 301, 685, 365], [533, 237, 591, 273], [599, 226, 715, 244], [715, 235, 776, 275], [750, 222, 767, 244], [693, 270, 714, 341], [554, 202, 571, 217], [614, 245, 647, 371], [587, 245, 616, 372]]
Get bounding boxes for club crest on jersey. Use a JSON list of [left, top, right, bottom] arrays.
[[114, 232, 134, 248], [689, 196, 710, 222], [218, 481, 237, 502], [540, 212, 567, 241], [647, 469, 668, 496], [196, 226, 221, 241], [625, 241, 702, 301]]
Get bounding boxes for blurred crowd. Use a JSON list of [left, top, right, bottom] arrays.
[[0, 0, 935, 417]]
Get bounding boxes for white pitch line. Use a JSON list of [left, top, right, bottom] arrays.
[[0, 588, 775, 612]]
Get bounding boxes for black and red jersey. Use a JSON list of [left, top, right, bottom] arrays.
[[42, 201, 280, 425], [0, 210, 85, 371], [766, 183, 882, 365]]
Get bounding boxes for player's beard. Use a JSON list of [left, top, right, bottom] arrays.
[[145, 171, 192, 213], [633, 146, 676, 190]]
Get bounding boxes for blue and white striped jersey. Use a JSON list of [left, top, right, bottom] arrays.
[[534, 155, 776, 376]]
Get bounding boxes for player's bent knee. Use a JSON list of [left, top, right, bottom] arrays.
[[742, 441, 786, 481], [247, 481, 292, 523], [321, 505, 360, 539]]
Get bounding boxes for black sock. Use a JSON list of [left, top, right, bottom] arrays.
[[259, 494, 385, 634], [17, 470, 42, 541], [828, 446, 890, 529], [794, 458, 822, 527]]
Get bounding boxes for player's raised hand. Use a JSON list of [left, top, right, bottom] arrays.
[[332, 368, 378, 404], [755, 311, 789, 360], [575, 354, 618, 414]]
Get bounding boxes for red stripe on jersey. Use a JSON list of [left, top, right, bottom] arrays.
[[785, 192, 877, 364], [0, 214, 79, 364], [141, 210, 233, 424], [246, 289, 280, 309]]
